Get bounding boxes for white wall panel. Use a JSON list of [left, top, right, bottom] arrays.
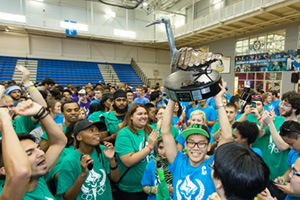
[[0, 33, 28, 56], [61, 39, 89, 59], [30, 35, 62, 58]]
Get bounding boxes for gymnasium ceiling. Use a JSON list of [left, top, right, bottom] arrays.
[[1, 0, 300, 50]]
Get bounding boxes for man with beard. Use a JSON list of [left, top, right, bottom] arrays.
[[39, 100, 80, 151], [104, 90, 128, 141], [5, 85, 22, 106], [249, 91, 300, 199]]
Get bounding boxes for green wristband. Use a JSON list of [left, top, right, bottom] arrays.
[[281, 177, 285, 185]]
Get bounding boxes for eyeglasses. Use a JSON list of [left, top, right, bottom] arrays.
[[292, 165, 300, 177], [186, 141, 208, 149], [0, 105, 14, 109], [281, 103, 292, 107]]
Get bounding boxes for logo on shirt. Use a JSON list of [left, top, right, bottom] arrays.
[[268, 135, 279, 154], [176, 175, 205, 200], [81, 169, 106, 200]]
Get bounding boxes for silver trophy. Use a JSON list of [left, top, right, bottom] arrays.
[[147, 17, 223, 102]]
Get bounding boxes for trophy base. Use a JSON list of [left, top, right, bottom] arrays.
[[164, 69, 222, 102]]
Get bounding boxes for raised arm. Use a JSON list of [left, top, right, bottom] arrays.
[[262, 111, 289, 151], [0, 86, 31, 200], [161, 99, 178, 164], [214, 80, 232, 147], [13, 100, 67, 171], [16, 65, 47, 108]]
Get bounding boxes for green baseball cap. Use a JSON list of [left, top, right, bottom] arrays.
[[181, 124, 210, 140]]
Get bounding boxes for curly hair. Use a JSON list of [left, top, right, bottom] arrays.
[[282, 91, 300, 115], [232, 121, 259, 144]]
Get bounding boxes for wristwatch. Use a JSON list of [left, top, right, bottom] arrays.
[[24, 81, 34, 88], [215, 104, 224, 110]]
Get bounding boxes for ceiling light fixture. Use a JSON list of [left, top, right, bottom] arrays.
[[114, 29, 136, 38], [0, 12, 26, 23]]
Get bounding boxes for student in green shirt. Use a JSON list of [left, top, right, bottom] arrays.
[[0, 99, 67, 199], [0, 86, 31, 200], [115, 103, 158, 200], [57, 119, 119, 200]]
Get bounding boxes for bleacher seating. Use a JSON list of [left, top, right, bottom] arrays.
[[112, 64, 143, 88], [0, 56, 143, 87], [36, 59, 104, 86], [0, 56, 17, 82]]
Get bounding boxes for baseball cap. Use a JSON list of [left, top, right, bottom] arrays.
[[181, 124, 210, 140], [73, 119, 106, 137], [78, 89, 86, 95]]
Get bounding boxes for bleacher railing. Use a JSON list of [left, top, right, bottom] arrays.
[[130, 58, 148, 86]]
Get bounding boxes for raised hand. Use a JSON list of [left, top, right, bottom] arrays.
[[16, 65, 30, 84], [148, 129, 159, 149], [103, 142, 115, 160], [12, 99, 43, 116], [214, 78, 226, 102]]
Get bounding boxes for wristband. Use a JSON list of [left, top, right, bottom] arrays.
[[146, 146, 153, 151], [33, 107, 46, 120], [111, 134, 116, 140], [182, 119, 186, 123], [281, 177, 285, 185], [149, 186, 154, 195], [110, 165, 118, 170], [27, 86, 36, 92], [257, 117, 262, 121], [177, 121, 182, 126], [39, 111, 49, 120]]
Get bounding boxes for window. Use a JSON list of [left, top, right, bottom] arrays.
[[235, 30, 285, 56]]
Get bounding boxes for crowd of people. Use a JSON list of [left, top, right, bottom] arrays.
[[0, 64, 300, 200]]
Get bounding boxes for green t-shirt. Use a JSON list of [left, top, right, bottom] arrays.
[[57, 146, 112, 200], [0, 177, 55, 200], [150, 123, 179, 138], [41, 125, 67, 141], [105, 111, 122, 135], [211, 121, 234, 135], [90, 110, 107, 122], [115, 126, 155, 192], [211, 121, 220, 135], [49, 145, 76, 179], [0, 116, 39, 140], [251, 116, 290, 180]]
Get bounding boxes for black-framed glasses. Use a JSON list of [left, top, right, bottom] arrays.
[[186, 141, 208, 149], [0, 105, 14, 109], [292, 165, 300, 178]]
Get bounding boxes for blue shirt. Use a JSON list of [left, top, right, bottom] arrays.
[[285, 150, 300, 200], [271, 99, 281, 116], [251, 147, 263, 158], [187, 105, 218, 132], [133, 96, 149, 105], [169, 151, 215, 200], [141, 159, 173, 200], [90, 99, 100, 105]]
